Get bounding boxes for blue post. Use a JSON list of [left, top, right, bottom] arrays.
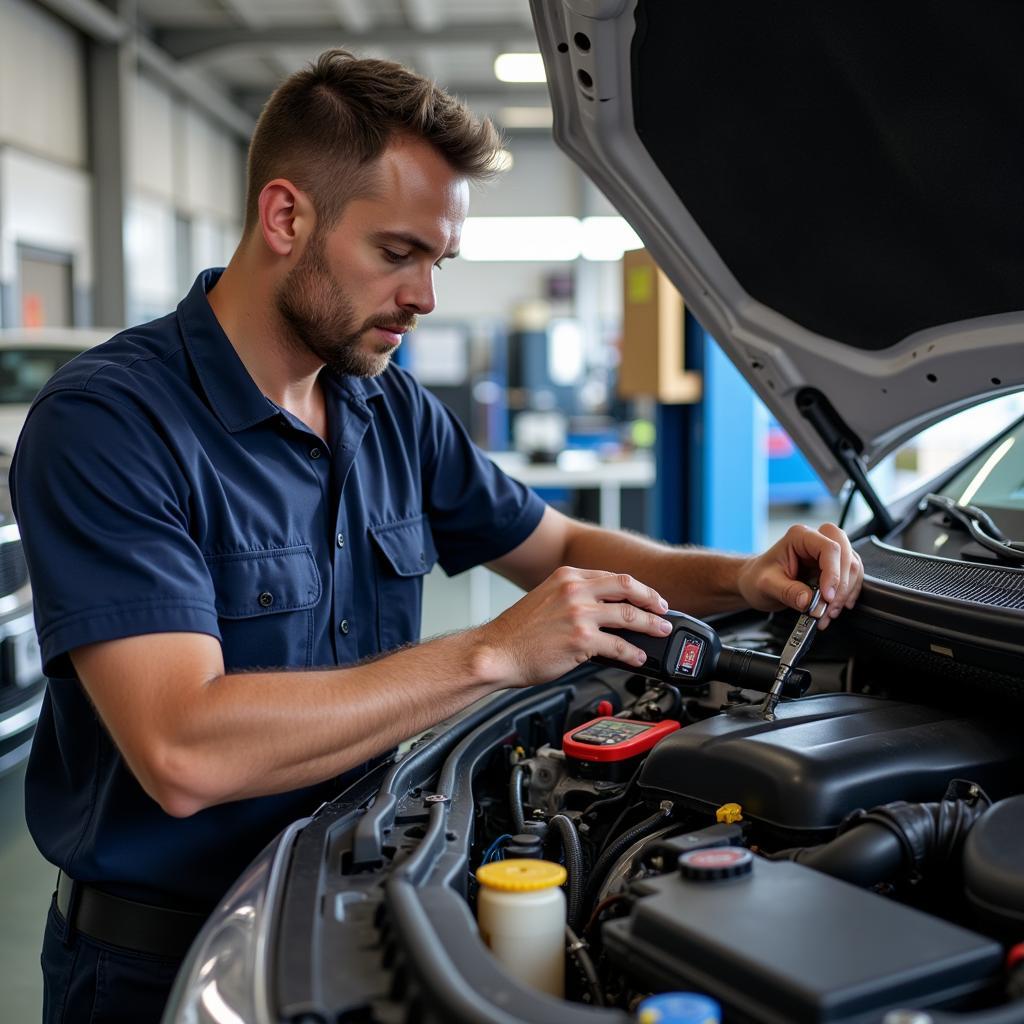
[[699, 329, 767, 554], [654, 313, 767, 552]]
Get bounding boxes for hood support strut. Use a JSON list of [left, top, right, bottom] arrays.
[[797, 389, 895, 536]]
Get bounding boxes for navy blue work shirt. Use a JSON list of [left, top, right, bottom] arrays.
[[11, 268, 545, 907]]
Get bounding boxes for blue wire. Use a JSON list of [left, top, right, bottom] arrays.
[[482, 833, 513, 864]]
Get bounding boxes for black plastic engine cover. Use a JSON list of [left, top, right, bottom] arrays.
[[604, 858, 1001, 1024], [639, 694, 1024, 841]]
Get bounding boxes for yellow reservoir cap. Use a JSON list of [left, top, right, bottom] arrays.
[[716, 802, 743, 824], [476, 858, 567, 892]]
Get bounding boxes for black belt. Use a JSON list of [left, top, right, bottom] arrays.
[[55, 871, 208, 960]]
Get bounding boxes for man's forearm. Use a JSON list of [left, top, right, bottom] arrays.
[[122, 629, 505, 816], [560, 520, 750, 617], [196, 634, 499, 802]]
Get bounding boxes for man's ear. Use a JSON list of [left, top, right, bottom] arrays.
[[257, 179, 316, 257]]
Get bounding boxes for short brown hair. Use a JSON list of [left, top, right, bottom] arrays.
[[243, 49, 501, 234]]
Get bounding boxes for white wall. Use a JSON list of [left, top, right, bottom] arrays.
[[179, 105, 243, 225], [124, 195, 177, 323], [127, 73, 245, 318], [0, 0, 91, 325], [0, 148, 92, 285], [132, 74, 177, 203], [0, 0, 86, 167]]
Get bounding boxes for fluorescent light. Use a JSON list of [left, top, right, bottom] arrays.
[[494, 52, 546, 83], [489, 148, 514, 172], [460, 217, 581, 261], [459, 216, 643, 262], [498, 106, 553, 130], [580, 216, 643, 260]]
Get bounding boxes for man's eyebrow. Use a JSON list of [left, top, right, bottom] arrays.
[[375, 231, 459, 260]]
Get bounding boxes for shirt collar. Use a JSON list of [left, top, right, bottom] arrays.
[[178, 268, 384, 433]]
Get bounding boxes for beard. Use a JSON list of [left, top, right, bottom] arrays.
[[274, 233, 415, 378]]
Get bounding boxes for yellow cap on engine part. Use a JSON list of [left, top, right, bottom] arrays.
[[476, 859, 567, 892], [716, 802, 743, 824]]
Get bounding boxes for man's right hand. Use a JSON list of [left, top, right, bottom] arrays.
[[472, 566, 672, 688]]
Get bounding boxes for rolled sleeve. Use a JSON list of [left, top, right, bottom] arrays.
[[11, 389, 220, 677]]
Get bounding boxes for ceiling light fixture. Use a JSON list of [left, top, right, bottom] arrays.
[[494, 52, 547, 83], [490, 149, 514, 172], [580, 217, 643, 260], [497, 106, 554, 130], [461, 217, 581, 261], [459, 217, 644, 262]]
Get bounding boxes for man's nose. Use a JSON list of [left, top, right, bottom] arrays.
[[396, 267, 436, 316]]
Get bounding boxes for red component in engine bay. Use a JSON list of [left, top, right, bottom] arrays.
[[563, 716, 680, 763]]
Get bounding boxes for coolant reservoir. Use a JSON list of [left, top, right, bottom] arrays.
[[475, 858, 567, 997]]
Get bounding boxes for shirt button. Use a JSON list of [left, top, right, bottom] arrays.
[[336, 532, 345, 549], [258, 591, 274, 608], [309, 447, 322, 460], [339, 619, 350, 636]]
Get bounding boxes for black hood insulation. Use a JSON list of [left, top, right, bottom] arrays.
[[632, 1, 1024, 351]]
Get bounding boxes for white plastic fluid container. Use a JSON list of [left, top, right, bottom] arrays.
[[475, 858, 567, 997]]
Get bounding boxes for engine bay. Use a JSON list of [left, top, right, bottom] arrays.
[[463, 601, 1024, 1022], [271, 604, 1024, 1024]]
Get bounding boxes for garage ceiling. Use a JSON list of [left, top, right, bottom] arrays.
[[135, 0, 548, 129]]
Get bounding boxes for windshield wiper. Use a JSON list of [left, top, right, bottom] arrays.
[[920, 493, 1024, 565]]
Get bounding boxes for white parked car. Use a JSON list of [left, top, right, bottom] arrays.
[[0, 328, 110, 773], [0, 328, 111, 453]]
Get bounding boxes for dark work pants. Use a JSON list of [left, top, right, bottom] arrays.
[[40, 894, 182, 1024]]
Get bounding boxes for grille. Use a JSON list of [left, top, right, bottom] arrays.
[[0, 538, 28, 597], [859, 539, 1024, 610]]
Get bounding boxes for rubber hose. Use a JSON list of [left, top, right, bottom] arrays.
[[565, 925, 604, 1007], [509, 763, 527, 835], [583, 804, 672, 915], [860, 796, 988, 872], [773, 795, 989, 887], [548, 814, 584, 930], [782, 823, 905, 886]]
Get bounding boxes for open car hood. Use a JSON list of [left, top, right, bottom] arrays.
[[530, 0, 1024, 493]]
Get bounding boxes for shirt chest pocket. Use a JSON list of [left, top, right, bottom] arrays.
[[368, 515, 438, 652], [204, 545, 322, 670]]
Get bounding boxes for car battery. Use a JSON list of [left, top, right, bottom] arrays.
[[604, 855, 1001, 1024]]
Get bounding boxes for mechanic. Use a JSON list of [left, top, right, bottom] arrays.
[[10, 50, 863, 1024]]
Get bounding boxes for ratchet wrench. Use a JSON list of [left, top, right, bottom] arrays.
[[760, 585, 828, 721]]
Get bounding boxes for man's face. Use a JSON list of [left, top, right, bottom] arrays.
[[275, 136, 469, 377]]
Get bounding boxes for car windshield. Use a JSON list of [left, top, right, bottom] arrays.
[[843, 392, 1024, 533], [0, 348, 82, 403], [939, 416, 1024, 518]]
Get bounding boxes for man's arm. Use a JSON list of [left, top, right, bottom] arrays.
[[490, 506, 864, 627], [71, 566, 672, 819]]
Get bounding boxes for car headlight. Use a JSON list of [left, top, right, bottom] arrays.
[[161, 818, 308, 1024]]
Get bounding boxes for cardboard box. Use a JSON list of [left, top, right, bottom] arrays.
[[620, 248, 702, 403]]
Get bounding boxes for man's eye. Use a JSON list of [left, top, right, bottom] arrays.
[[382, 249, 408, 263]]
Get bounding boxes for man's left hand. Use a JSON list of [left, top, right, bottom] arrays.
[[736, 523, 863, 629]]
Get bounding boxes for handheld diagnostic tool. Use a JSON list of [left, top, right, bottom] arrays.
[[563, 716, 680, 779], [597, 610, 812, 696]]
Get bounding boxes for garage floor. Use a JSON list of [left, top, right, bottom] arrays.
[[0, 763, 54, 1023]]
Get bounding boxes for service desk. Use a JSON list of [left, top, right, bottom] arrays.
[[486, 449, 656, 531]]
